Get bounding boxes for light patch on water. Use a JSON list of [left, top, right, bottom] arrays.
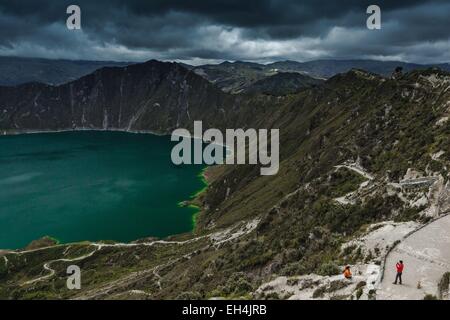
[[98, 185, 126, 203], [0, 172, 42, 185], [114, 178, 137, 188]]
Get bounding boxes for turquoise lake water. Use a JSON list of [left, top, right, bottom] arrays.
[[0, 131, 206, 249]]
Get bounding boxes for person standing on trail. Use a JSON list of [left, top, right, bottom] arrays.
[[393, 260, 404, 285]]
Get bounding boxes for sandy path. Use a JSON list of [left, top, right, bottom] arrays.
[[378, 215, 450, 300], [335, 164, 375, 181]]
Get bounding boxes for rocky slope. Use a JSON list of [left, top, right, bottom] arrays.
[[192, 60, 450, 94], [0, 60, 240, 134], [192, 61, 276, 94], [0, 62, 450, 300], [243, 72, 323, 96]]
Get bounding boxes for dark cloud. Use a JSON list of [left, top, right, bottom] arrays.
[[0, 0, 448, 63]]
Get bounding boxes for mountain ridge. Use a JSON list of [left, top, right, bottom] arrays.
[[2, 56, 449, 96], [0, 59, 239, 135]]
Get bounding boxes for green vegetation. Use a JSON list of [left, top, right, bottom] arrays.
[[323, 168, 366, 198], [355, 288, 364, 300], [24, 236, 59, 250], [317, 262, 341, 277]]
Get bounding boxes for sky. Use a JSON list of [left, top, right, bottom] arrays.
[[0, 0, 449, 64]]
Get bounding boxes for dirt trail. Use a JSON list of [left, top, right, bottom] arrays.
[[335, 164, 375, 181], [17, 218, 260, 291], [74, 219, 260, 299], [22, 246, 100, 286], [378, 214, 450, 299], [333, 163, 374, 205]]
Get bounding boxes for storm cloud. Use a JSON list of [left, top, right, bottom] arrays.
[[0, 0, 448, 64]]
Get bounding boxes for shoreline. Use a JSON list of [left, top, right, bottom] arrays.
[[1, 127, 168, 137], [192, 167, 210, 226], [178, 166, 210, 228], [1, 128, 234, 160]]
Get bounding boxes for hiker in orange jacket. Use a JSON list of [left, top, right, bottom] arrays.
[[393, 260, 404, 285], [344, 266, 352, 279]]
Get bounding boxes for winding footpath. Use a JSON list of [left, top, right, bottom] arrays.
[[14, 218, 260, 292], [334, 164, 375, 181], [22, 246, 101, 286], [378, 214, 450, 299]]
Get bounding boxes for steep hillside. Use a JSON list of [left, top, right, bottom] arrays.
[[0, 60, 239, 134], [1, 64, 450, 300], [192, 61, 275, 94], [243, 72, 323, 95]]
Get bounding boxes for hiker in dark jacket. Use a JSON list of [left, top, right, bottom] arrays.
[[393, 260, 404, 285]]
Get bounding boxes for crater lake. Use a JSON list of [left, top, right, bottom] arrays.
[[0, 131, 206, 249]]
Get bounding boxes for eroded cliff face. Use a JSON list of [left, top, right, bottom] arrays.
[[0, 60, 237, 134]]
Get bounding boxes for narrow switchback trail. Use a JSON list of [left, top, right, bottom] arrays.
[[15, 218, 260, 292]]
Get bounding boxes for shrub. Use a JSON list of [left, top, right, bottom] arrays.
[[312, 286, 327, 299], [286, 277, 300, 286], [235, 277, 253, 295], [265, 292, 280, 300], [220, 273, 254, 296], [356, 288, 364, 300], [367, 289, 376, 300], [317, 262, 341, 276], [328, 280, 350, 292], [176, 291, 203, 300], [280, 262, 307, 276]]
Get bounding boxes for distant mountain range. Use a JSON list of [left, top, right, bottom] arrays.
[[1, 56, 448, 94], [0, 56, 128, 86], [191, 60, 450, 93], [265, 59, 450, 78]]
